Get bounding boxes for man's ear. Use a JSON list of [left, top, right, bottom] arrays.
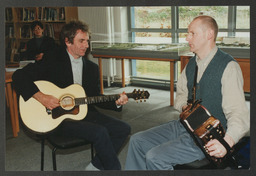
[[65, 38, 71, 46], [207, 29, 214, 40]]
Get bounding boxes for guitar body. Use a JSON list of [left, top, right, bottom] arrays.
[[19, 80, 150, 133], [19, 81, 88, 133]]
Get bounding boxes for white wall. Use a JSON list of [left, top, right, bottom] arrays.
[[78, 7, 131, 84]]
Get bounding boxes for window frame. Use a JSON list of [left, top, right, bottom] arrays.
[[129, 6, 250, 43], [128, 6, 250, 86]]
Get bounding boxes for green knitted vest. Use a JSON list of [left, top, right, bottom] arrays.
[[186, 49, 235, 129]]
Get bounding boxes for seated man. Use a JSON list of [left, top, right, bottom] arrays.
[[13, 20, 131, 170], [125, 15, 249, 170]]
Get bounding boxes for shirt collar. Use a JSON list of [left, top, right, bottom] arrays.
[[67, 50, 82, 64], [196, 46, 218, 65]]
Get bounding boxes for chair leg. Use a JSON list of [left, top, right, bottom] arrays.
[[41, 138, 45, 171], [90, 143, 94, 159], [52, 147, 57, 171]]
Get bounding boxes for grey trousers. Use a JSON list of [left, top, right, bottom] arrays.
[[125, 120, 205, 170]]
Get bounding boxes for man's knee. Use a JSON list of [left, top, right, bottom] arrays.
[[95, 126, 109, 140], [145, 149, 162, 169], [129, 131, 145, 144], [145, 147, 173, 170]]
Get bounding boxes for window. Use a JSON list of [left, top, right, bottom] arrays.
[[130, 6, 250, 87], [136, 60, 170, 80], [179, 6, 228, 29], [236, 6, 250, 29], [178, 6, 229, 43], [132, 7, 172, 44], [133, 7, 172, 29], [235, 6, 250, 38]]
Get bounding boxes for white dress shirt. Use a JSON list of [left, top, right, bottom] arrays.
[[68, 51, 83, 85]]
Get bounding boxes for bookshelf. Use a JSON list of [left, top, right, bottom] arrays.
[[5, 7, 78, 62]]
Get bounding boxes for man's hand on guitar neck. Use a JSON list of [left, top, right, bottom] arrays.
[[205, 134, 235, 158], [33, 91, 60, 110], [115, 91, 128, 106]]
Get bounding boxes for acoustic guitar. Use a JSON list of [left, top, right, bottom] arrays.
[[19, 80, 150, 133]]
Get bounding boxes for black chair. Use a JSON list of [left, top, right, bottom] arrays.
[[39, 134, 94, 171], [174, 136, 250, 170], [15, 94, 94, 171]]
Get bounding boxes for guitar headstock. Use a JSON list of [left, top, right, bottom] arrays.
[[131, 89, 150, 102]]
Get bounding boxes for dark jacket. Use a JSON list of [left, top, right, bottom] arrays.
[[25, 36, 56, 61], [13, 45, 121, 112]]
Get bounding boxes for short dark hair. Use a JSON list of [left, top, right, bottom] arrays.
[[31, 20, 44, 30], [60, 20, 90, 48]]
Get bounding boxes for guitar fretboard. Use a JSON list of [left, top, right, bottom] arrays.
[[75, 93, 134, 105]]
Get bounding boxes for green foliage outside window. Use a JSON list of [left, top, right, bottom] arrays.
[[179, 6, 228, 28], [236, 6, 250, 29], [136, 8, 171, 22], [134, 7, 171, 28], [132, 6, 249, 80]]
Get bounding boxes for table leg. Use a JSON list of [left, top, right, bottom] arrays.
[[12, 89, 19, 132], [170, 61, 174, 106], [121, 58, 125, 87], [98, 58, 104, 94], [5, 86, 9, 108], [6, 83, 18, 137]]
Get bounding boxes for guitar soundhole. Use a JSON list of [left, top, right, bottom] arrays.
[[60, 95, 75, 110]]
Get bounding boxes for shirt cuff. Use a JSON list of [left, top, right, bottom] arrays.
[[116, 104, 122, 108]]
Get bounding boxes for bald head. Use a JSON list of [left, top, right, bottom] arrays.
[[192, 16, 218, 41]]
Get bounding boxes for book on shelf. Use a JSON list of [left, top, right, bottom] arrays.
[[5, 8, 13, 22], [18, 8, 36, 21], [20, 25, 32, 38], [44, 23, 54, 38], [44, 23, 65, 39], [5, 25, 15, 38], [59, 7, 65, 21], [52, 23, 65, 39], [16, 7, 66, 22], [24, 8, 36, 21], [38, 7, 65, 21]]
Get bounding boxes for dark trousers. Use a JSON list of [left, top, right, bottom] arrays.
[[54, 110, 131, 170]]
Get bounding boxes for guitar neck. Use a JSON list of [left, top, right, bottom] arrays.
[[75, 93, 134, 105]]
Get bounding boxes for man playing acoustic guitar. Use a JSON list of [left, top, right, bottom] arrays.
[[13, 20, 131, 170], [125, 15, 249, 170]]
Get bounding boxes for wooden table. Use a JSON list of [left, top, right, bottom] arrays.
[[5, 71, 19, 137], [92, 54, 179, 106]]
